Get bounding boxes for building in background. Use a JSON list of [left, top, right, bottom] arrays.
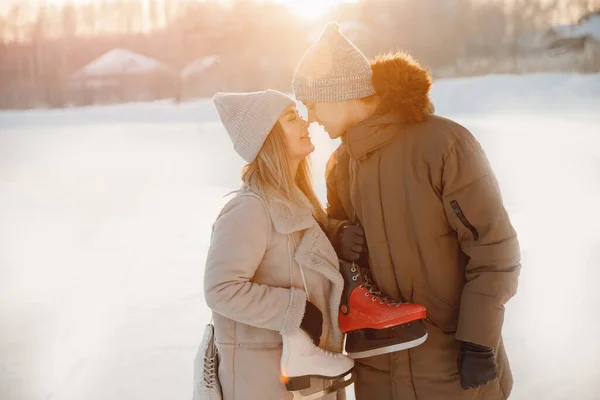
[[547, 11, 600, 72], [70, 49, 177, 105], [179, 56, 233, 99]]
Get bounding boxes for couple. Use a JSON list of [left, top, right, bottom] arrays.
[[201, 23, 521, 400]]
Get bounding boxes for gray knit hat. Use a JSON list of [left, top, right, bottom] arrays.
[[213, 90, 295, 163], [293, 22, 376, 103]]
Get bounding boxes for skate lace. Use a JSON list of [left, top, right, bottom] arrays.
[[203, 353, 218, 389], [351, 263, 404, 307], [316, 345, 339, 358]]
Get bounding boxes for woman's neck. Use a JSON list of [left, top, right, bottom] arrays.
[[289, 159, 300, 181]]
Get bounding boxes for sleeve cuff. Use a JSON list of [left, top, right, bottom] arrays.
[[280, 287, 307, 336], [455, 289, 506, 349]]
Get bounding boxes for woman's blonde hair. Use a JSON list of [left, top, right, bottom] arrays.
[[241, 122, 327, 227]]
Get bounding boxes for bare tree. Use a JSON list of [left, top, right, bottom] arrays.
[[131, 0, 145, 33], [122, 0, 136, 35], [79, 2, 97, 36], [59, 2, 78, 105], [7, 4, 23, 43], [30, 5, 48, 104], [0, 16, 6, 45], [471, 0, 508, 53], [62, 3, 78, 39], [117, 0, 126, 35], [164, 0, 173, 27], [508, 0, 537, 61], [98, 0, 110, 35], [147, 0, 160, 32], [574, 0, 598, 17]]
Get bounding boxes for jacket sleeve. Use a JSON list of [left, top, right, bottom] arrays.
[[203, 195, 307, 336], [441, 135, 521, 349], [325, 146, 351, 246]]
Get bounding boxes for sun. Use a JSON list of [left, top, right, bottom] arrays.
[[39, 0, 347, 21], [278, 0, 345, 20], [45, 0, 93, 6]]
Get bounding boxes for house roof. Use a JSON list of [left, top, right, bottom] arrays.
[[73, 49, 170, 78], [180, 56, 219, 79], [551, 12, 600, 41]]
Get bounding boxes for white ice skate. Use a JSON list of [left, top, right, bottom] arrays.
[[280, 329, 355, 400]]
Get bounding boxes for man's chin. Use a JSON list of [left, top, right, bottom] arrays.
[[327, 130, 343, 140]]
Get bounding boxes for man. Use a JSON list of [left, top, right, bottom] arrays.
[[292, 23, 521, 400]]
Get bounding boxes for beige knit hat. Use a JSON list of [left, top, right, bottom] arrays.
[[213, 90, 295, 163], [293, 22, 376, 102]]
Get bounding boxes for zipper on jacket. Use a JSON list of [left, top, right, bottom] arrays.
[[450, 200, 479, 241], [237, 342, 283, 349]]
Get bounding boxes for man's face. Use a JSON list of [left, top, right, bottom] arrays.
[[303, 101, 353, 139]]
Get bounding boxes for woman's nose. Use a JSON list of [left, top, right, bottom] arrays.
[[307, 109, 316, 124]]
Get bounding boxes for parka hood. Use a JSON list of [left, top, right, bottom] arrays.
[[370, 52, 434, 123]]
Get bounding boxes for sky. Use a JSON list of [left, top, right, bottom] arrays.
[[272, 0, 358, 19], [0, 0, 357, 20]]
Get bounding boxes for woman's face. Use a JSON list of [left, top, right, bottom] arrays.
[[303, 100, 353, 140], [278, 105, 314, 161]]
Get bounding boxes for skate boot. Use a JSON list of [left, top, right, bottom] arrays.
[[339, 261, 428, 359], [281, 329, 355, 399]]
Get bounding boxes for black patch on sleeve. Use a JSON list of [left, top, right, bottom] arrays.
[[450, 200, 480, 241]]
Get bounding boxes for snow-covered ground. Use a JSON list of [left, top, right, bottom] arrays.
[[1, 74, 600, 400]]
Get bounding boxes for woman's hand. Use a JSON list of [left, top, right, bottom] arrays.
[[300, 302, 323, 346]]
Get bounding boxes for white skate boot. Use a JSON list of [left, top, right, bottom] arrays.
[[280, 329, 355, 399]]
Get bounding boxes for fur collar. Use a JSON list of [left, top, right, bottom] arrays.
[[234, 185, 317, 234], [341, 52, 435, 160], [370, 52, 434, 123], [267, 195, 317, 235]]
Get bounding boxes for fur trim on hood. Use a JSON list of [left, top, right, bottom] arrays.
[[370, 52, 434, 123]]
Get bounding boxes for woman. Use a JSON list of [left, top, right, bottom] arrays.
[[203, 89, 353, 400]]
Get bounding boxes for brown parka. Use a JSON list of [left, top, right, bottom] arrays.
[[325, 53, 521, 399]]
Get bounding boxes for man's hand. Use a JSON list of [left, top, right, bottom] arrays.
[[458, 341, 498, 390], [336, 224, 365, 261]]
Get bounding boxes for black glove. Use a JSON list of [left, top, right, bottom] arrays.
[[336, 223, 365, 262], [458, 341, 498, 390], [300, 301, 323, 346]]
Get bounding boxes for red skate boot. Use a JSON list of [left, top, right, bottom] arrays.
[[338, 261, 428, 359]]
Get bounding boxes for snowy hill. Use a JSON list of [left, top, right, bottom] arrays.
[[1, 73, 600, 400]]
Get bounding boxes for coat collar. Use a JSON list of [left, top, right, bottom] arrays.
[[237, 185, 317, 234], [267, 196, 317, 235], [341, 111, 404, 160]]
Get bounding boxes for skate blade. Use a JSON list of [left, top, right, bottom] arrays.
[[348, 332, 428, 359], [285, 365, 355, 391], [291, 371, 356, 400]]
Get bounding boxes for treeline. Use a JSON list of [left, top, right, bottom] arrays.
[[0, 0, 597, 108]]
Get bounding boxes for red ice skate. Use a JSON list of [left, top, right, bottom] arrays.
[[338, 261, 428, 359]]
